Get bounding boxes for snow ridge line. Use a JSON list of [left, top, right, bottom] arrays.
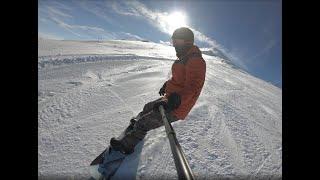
[[38, 54, 174, 69]]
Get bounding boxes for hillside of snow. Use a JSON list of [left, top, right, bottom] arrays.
[[38, 38, 282, 179]]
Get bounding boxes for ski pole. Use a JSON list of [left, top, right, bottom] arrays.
[[159, 105, 195, 180]]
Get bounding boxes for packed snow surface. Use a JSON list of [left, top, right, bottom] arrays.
[[38, 38, 282, 179]]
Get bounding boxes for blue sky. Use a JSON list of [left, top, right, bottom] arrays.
[[38, 0, 282, 88]]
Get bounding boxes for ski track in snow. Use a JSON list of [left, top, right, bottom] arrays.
[[38, 39, 282, 179]]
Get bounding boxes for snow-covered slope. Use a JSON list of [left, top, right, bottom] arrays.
[[38, 38, 282, 179]]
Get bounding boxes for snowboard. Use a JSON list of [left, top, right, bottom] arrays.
[[89, 118, 137, 180], [89, 147, 127, 180]]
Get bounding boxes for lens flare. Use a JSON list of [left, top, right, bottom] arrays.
[[165, 11, 188, 34]]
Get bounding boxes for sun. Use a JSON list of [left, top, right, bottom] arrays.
[[165, 11, 188, 34]]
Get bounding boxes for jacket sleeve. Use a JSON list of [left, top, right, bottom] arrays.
[[179, 58, 206, 104]]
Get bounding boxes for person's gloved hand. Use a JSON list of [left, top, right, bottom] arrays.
[[167, 92, 181, 112], [159, 82, 166, 96], [153, 92, 181, 112]]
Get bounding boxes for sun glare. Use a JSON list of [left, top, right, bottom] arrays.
[[165, 11, 188, 34]]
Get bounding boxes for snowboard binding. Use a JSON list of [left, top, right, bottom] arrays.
[[110, 117, 137, 154]]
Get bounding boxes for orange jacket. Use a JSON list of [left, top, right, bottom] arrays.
[[164, 45, 206, 120]]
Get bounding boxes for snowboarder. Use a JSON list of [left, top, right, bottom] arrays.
[[109, 27, 206, 155]]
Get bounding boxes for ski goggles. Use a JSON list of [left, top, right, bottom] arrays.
[[171, 38, 193, 47]]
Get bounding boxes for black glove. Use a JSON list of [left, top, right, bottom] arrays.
[[167, 92, 181, 112], [153, 92, 181, 112], [159, 82, 167, 96]]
